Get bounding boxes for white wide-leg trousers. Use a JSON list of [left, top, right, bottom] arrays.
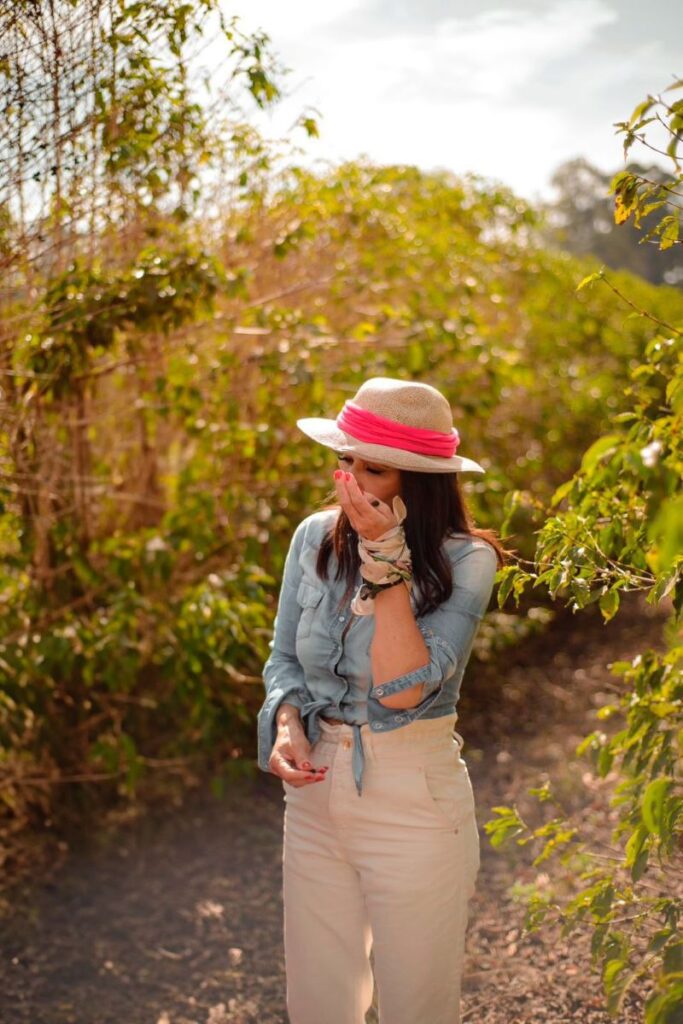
[[281, 711, 481, 1024]]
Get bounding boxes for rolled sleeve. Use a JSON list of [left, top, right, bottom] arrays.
[[256, 518, 311, 772], [369, 624, 458, 699], [369, 539, 498, 704]]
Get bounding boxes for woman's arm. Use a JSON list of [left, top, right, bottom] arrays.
[[369, 540, 499, 711], [256, 520, 311, 772], [370, 582, 430, 709], [276, 702, 304, 729]]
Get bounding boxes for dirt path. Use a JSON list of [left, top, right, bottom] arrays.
[[0, 592, 670, 1024]]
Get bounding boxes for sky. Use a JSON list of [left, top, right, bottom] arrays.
[[219, 0, 681, 205]]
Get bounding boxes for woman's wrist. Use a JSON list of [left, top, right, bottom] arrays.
[[276, 702, 303, 730], [358, 576, 407, 602], [352, 522, 414, 616]]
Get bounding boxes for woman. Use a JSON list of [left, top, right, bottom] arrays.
[[257, 377, 507, 1024]]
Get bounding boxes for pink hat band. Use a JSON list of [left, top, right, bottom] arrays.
[[336, 400, 460, 458]]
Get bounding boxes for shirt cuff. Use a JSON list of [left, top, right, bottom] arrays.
[[277, 690, 307, 711], [369, 623, 459, 699]]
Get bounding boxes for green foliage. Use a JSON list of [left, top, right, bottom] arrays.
[[485, 80, 683, 1024], [0, 530, 273, 801], [610, 78, 683, 252], [3, 157, 683, 834], [1, 26, 683, 1023], [542, 156, 683, 288], [498, 314, 681, 619], [0, 0, 296, 824], [21, 245, 231, 395]]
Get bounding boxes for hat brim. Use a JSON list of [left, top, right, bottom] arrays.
[[296, 418, 485, 474]]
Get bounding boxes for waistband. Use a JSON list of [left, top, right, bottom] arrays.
[[315, 712, 462, 798]]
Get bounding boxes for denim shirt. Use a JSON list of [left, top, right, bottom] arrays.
[[257, 509, 498, 796]]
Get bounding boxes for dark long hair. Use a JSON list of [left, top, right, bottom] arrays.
[[314, 469, 513, 618]]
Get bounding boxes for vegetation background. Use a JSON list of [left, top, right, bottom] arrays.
[[0, 2, 680, 1022]]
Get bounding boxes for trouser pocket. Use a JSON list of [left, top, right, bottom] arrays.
[[415, 751, 475, 832]]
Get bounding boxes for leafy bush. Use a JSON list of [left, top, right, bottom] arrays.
[[485, 81, 683, 1024]]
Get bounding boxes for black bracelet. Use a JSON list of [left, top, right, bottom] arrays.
[[359, 576, 406, 601]]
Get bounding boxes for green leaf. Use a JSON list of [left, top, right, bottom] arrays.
[[599, 587, 621, 623], [483, 806, 527, 848], [648, 498, 683, 574], [628, 96, 655, 127], [496, 566, 520, 608], [644, 982, 683, 1024], [641, 778, 671, 836], [663, 941, 683, 976], [549, 478, 574, 508], [625, 823, 649, 875], [580, 433, 622, 473], [576, 271, 603, 292], [659, 211, 680, 251]]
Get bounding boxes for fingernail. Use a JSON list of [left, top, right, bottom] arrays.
[[334, 470, 342, 479], [344, 472, 351, 480], [302, 761, 311, 768]]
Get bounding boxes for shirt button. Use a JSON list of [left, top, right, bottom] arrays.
[[338, 615, 344, 621], [342, 738, 352, 749], [375, 688, 384, 696]]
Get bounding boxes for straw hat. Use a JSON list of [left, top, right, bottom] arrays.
[[296, 377, 485, 474]]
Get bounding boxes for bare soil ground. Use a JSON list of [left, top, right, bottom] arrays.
[[0, 591, 670, 1024]]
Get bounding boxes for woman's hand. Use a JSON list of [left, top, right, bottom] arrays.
[[269, 719, 329, 787], [333, 469, 401, 542]]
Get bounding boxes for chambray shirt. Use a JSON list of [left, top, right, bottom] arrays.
[[257, 509, 498, 796]]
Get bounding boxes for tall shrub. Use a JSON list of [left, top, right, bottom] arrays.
[[486, 78, 683, 1024]]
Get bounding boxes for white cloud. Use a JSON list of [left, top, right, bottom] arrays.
[[219, 0, 673, 201], [229, 0, 364, 40], [394, 1, 619, 101], [233, 0, 618, 103]]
